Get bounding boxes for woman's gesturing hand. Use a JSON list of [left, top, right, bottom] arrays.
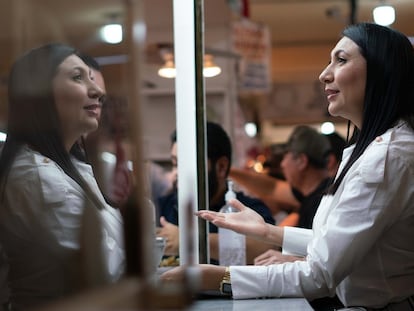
[[196, 199, 268, 241]]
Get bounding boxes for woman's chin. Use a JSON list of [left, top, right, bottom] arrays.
[[83, 121, 99, 135], [327, 105, 340, 118]]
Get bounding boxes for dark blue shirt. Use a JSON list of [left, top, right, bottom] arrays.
[[158, 190, 275, 232]]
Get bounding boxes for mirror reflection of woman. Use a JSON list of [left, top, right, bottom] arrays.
[[0, 44, 125, 310]]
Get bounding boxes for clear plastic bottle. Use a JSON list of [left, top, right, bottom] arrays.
[[218, 179, 246, 266]]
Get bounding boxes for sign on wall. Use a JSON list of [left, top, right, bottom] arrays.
[[231, 18, 272, 93]]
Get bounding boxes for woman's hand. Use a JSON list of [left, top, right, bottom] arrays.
[[254, 249, 304, 266], [196, 199, 268, 241], [197, 199, 285, 246]]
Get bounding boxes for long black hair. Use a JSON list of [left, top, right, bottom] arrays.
[[0, 43, 104, 209], [330, 23, 414, 194]]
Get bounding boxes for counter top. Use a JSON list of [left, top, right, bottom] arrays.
[[35, 278, 314, 311], [189, 296, 313, 310]]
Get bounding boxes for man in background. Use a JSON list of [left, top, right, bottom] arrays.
[[230, 126, 345, 266], [230, 127, 345, 228], [157, 121, 275, 264]]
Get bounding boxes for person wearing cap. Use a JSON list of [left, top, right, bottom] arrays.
[[230, 125, 334, 230], [282, 126, 333, 228], [225, 125, 334, 269]]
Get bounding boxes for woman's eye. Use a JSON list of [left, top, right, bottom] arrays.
[[337, 57, 347, 64], [73, 73, 83, 81]]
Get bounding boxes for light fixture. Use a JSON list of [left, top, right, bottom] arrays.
[[373, 2, 395, 26], [157, 53, 177, 78], [157, 53, 222, 79], [100, 23, 123, 44], [100, 13, 123, 44], [0, 131, 6, 142], [244, 122, 257, 137], [203, 54, 222, 78], [320, 122, 335, 135]]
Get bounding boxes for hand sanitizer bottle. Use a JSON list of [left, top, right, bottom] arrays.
[[218, 179, 246, 266]]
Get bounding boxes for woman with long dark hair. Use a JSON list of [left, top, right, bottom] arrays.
[[0, 44, 125, 310], [162, 23, 414, 310]]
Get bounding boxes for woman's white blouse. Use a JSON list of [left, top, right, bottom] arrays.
[[0, 146, 125, 308], [230, 121, 414, 308]]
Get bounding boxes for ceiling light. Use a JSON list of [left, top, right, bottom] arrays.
[[100, 23, 123, 44], [158, 53, 176, 78], [203, 54, 221, 78], [157, 53, 222, 79], [373, 3, 395, 26], [245, 122, 257, 137], [0, 131, 6, 142], [320, 122, 335, 135]]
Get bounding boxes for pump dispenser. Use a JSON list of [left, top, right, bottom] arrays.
[[224, 180, 237, 209], [218, 179, 246, 266]]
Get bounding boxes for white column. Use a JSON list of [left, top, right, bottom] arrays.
[[173, 0, 200, 266]]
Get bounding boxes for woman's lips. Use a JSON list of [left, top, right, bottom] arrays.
[[84, 104, 101, 117], [325, 89, 339, 101]]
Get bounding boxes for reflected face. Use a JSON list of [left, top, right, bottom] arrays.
[[319, 37, 366, 128], [53, 54, 105, 149]]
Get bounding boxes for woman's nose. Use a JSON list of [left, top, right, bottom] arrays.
[[88, 81, 104, 99], [319, 66, 332, 84]]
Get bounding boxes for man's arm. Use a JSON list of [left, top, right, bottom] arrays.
[[229, 168, 300, 212]]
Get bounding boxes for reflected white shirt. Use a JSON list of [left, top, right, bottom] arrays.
[[0, 146, 125, 309], [230, 121, 414, 308]]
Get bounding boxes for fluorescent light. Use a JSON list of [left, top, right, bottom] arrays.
[[0, 131, 6, 142], [373, 5, 395, 26], [95, 54, 128, 65], [100, 24, 123, 44]]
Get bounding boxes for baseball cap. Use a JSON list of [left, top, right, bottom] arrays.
[[285, 125, 331, 168]]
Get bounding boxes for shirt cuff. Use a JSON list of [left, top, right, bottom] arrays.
[[282, 226, 313, 257], [230, 265, 271, 299]]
